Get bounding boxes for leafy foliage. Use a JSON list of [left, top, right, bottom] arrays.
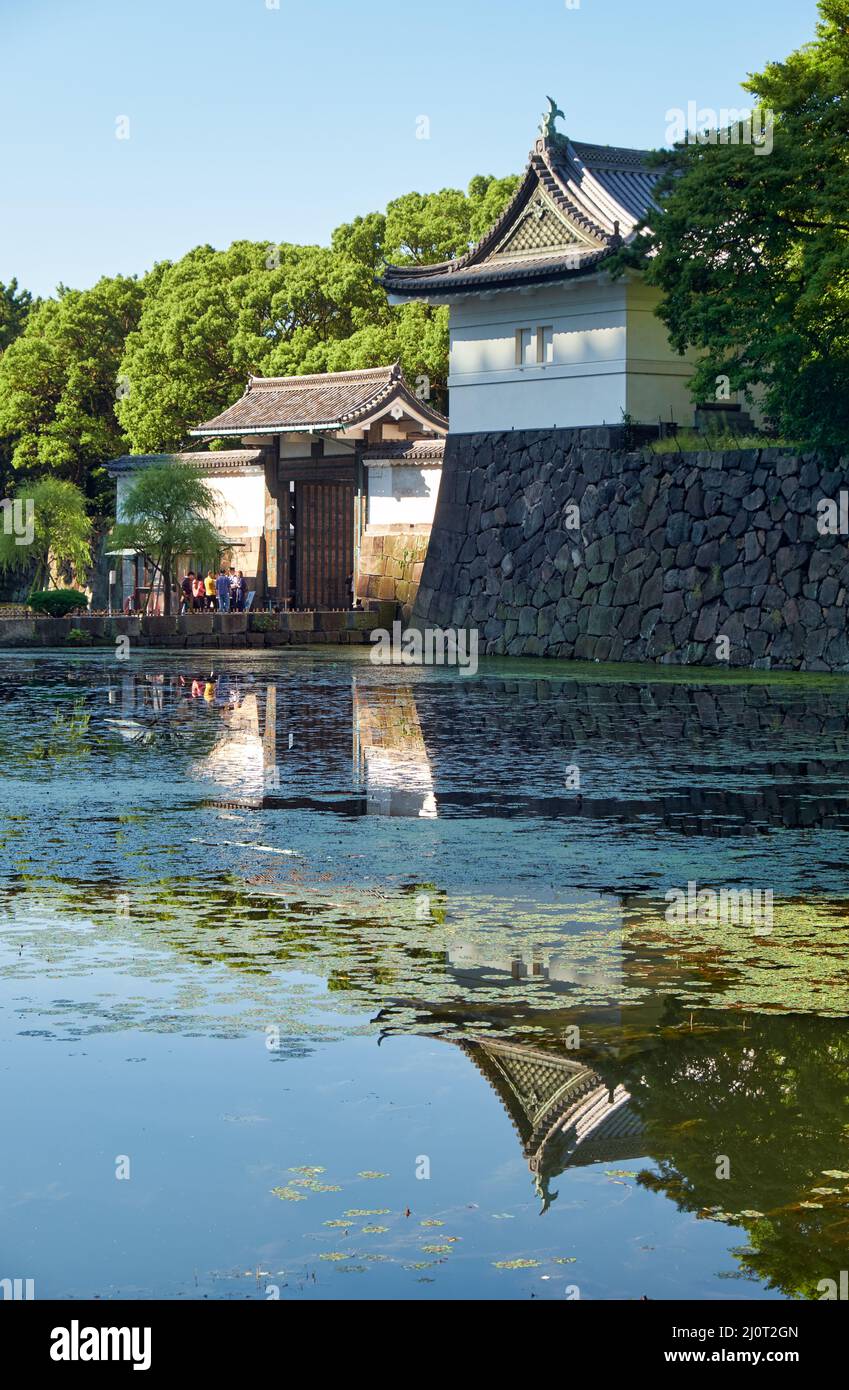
[[616, 0, 849, 451], [0, 276, 146, 508], [0, 279, 35, 354], [109, 461, 228, 614], [0, 476, 93, 589], [28, 588, 89, 616]]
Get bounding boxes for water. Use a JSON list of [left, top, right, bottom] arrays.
[[1, 649, 848, 1300]]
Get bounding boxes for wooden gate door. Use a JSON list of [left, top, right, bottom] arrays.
[[294, 480, 354, 609]]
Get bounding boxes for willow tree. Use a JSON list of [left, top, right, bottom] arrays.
[[109, 462, 227, 616], [0, 476, 92, 590]]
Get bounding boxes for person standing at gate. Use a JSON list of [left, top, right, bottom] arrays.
[[192, 574, 205, 611], [204, 570, 216, 610], [180, 572, 194, 614], [232, 570, 246, 612], [216, 568, 231, 613]]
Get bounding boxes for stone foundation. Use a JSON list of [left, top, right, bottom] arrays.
[[357, 527, 429, 621], [413, 427, 849, 671], [0, 607, 393, 650]]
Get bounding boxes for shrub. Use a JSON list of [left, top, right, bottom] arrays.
[[28, 589, 89, 617]]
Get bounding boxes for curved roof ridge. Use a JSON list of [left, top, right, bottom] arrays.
[[380, 112, 660, 299]]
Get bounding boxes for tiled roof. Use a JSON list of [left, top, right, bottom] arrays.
[[107, 450, 267, 475], [191, 363, 448, 436], [362, 438, 445, 465], [381, 123, 659, 298]]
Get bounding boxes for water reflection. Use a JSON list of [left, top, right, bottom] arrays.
[[3, 653, 849, 1298]]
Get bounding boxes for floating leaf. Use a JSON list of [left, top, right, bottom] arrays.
[[822, 1170, 849, 1179], [343, 1208, 390, 1218], [362, 1224, 389, 1234], [289, 1166, 326, 1176], [324, 1220, 350, 1228], [553, 1257, 577, 1264], [421, 1244, 451, 1254], [493, 1258, 541, 1270], [319, 1252, 348, 1262], [271, 1186, 307, 1202], [358, 1171, 389, 1180], [420, 1219, 444, 1227]]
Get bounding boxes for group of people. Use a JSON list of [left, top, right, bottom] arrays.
[[180, 568, 247, 613]]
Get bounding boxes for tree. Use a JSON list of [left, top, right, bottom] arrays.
[[109, 462, 228, 615], [616, 0, 849, 450], [0, 276, 146, 509], [0, 476, 92, 590], [0, 279, 35, 353], [118, 176, 519, 450]]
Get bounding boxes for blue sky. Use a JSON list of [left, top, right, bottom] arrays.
[[1, 0, 821, 298]]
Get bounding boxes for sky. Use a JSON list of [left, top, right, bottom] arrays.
[[0, 0, 822, 299]]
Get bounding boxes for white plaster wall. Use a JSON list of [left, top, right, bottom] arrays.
[[367, 465, 441, 525], [446, 275, 699, 431], [205, 472, 265, 534], [116, 470, 264, 534], [448, 279, 628, 431]]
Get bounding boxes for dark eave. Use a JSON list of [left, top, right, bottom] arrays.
[[106, 450, 268, 476]]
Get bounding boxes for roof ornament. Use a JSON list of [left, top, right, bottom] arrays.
[[539, 96, 567, 146]]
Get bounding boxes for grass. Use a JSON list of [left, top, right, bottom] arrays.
[[648, 429, 795, 454]]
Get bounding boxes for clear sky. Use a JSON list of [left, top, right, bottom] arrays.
[[1, 0, 821, 298]]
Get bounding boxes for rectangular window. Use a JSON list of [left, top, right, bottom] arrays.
[[536, 325, 554, 364], [515, 325, 554, 366]]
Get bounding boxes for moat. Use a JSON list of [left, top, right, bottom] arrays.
[[1, 649, 848, 1300]]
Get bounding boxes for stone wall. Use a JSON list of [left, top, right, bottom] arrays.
[[0, 608, 392, 650], [413, 427, 849, 670], [357, 528, 429, 621]]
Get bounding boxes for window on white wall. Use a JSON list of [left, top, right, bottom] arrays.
[[536, 325, 554, 364], [515, 327, 532, 366], [516, 325, 554, 366]]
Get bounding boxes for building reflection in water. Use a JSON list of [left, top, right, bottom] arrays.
[[352, 678, 437, 818], [455, 1037, 643, 1212], [103, 671, 439, 818]]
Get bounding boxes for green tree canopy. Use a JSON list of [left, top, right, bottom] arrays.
[[618, 0, 849, 450], [110, 462, 228, 615], [1, 173, 519, 500], [0, 275, 146, 509], [0, 278, 35, 353]]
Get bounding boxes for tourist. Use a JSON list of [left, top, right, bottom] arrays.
[[180, 572, 194, 614], [232, 570, 246, 612], [215, 568, 231, 613], [204, 570, 216, 610], [192, 574, 205, 611]]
